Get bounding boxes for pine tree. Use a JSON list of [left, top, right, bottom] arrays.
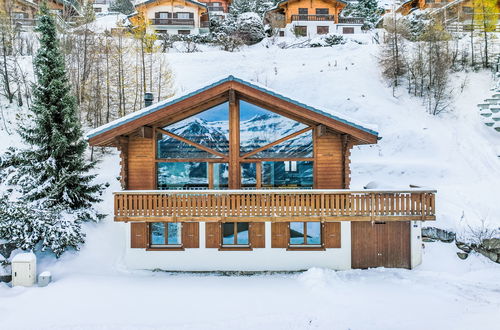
[[110, 0, 135, 15], [342, 0, 384, 29], [0, 4, 106, 221], [230, 0, 279, 17]]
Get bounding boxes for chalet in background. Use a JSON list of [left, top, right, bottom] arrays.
[[130, 0, 231, 35], [87, 76, 436, 271], [265, 0, 365, 37]]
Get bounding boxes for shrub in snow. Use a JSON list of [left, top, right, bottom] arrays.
[[324, 34, 346, 46], [235, 12, 265, 45], [110, 0, 134, 15]]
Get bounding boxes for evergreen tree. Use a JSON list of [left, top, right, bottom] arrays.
[[0, 4, 105, 221], [342, 0, 384, 29], [110, 0, 135, 15], [230, 0, 279, 17]]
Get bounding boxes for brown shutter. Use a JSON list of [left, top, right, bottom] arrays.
[[173, 13, 178, 18], [250, 222, 265, 248], [271, 222, 289, 248], [324, 222, 341, 248], [205, 222, 221, 248], [155, 12, 160, 18], [189, 12, 194, 19], [182, 222, 199, 248], [131, 222, 148, 248]]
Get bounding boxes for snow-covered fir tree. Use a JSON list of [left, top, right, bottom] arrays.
[[342, 0, 384, 29], [0, 5, 106, 256], [230, 0, 279, 17], [110, 0, 135, 15]]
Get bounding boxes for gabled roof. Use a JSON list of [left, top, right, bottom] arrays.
[[86, 75, 379, 146], [133, 0, 207, 9], [268, 0, 349, 12]]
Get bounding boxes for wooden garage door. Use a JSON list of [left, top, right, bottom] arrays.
[[351, 221, 411, 269]]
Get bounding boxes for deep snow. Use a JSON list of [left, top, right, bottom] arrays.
[[1, 41, 500, 329]]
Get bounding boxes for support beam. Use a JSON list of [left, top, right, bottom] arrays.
[[138, 126, 153, 139], [229, 96, 240, 189]]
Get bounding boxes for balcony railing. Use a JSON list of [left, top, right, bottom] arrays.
[[338, 17, 365, 24], [114, 189, 436, 222], [291, 14, 335, 21], [150, 19, 195, 26], [207, 6, 224, 12]]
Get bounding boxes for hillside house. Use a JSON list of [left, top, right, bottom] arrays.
[[265, 0, 365, 37], [130, 0, 217, 35], [86, 76, 436, 271]]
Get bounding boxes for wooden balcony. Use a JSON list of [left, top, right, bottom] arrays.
[[114, 189, 436, 222], [291, 15, 335, 22], [150, 19, 195, 26]]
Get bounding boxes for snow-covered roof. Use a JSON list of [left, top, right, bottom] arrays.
[[268, 0, 349, 12], [133, 0, 207, 8], [86, 75, 378, 142]]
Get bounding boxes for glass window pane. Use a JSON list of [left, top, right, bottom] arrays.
[[241, 163, 256, 189], [222, 222, 235, 245], [237, 222, 249, 245], [240, 100, 308, 155], [167, 223, 182, 245], [290, 222, 305, 245], [262, 161, 313, 188], [248, 130, 313, 158], [151, 223, 165, 245], [213, 163, 229, 189], [158, 102, 229, 158], [306, 222, 321, 244], [157, 162, 208, 190]]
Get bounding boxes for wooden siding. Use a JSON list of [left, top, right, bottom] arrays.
[[351, 221, 411, 269], [182, 222, 199, 248], [250, 222, 265, 248], [114, 190, 436, 222], [315, 132, 344, 189], [271, 222, 289, 248], [130, 222, 148, 248], [323, 222, 341, 248], [128, 136, 155, 190], [205, 222, 220, 248]]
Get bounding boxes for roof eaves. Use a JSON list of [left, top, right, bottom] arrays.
[[134, 0, 207, 9]]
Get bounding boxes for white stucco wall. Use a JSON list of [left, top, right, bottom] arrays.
[[281, 22, 363, 38], [144, 3, 201, 32], [124, 222, 352, 271], [410, 221, 423, 269]]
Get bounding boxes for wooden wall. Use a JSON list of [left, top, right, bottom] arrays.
[[314, 130, 351, 189], [283, 0, 346, 24], [127, 136, 155, 190]]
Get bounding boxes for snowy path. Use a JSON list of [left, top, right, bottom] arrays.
[[1, 243, 499, 330]]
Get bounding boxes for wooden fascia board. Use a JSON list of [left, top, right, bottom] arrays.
[[88, 83, 231, 146], [231, 81, 378, 144]]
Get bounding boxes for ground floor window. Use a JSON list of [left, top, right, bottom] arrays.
[[342, 27, 354, 34], [150, 223, 182, 247], [222, 222, 249, 246], [317, 26, 329, 35], [178, 30, 191, 35], [289, 222, 322, 247], [294, 25, 307, 37]]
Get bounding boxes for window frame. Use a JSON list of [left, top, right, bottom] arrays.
[[288, 221, 324, 249], [315, 8, 329, 15], [317, 26, 329, 35], [148, 222, 184, 250], [220, 222, 252, 249]]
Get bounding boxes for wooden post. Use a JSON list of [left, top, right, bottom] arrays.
[[228, 89, 241, 189]]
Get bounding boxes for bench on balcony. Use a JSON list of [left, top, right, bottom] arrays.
[[114, 189, 436, 222]]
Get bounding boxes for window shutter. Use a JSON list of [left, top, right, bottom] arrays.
[[182, 222, 199, 248], [205, 222, 220, 248], [271, 222, 289, 248], [324, 222, 341, 248], [173, 12, 178, 18], [131, 222, 148, 248], [250, 222, 265, 248], [155, 12, 160, 18], [189, 12, 194, 19]]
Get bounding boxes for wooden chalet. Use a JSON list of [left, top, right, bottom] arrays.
[[87, 76, 436, 271]]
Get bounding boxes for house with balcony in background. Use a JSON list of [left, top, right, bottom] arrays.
[[265, 0, 365, 37], [86, 76, 436, 271], [396, 0, 500, 32], [130, 0, 212, 35]]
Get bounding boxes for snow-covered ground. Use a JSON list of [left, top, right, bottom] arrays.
[[1, 41, 500, 329], [1, 243, 499, 330]]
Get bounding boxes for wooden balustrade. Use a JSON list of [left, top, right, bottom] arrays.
[[114, 189, 436, 222], [291, 15, 335, 22]]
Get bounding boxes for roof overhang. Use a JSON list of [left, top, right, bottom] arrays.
[[86, 76, 379, 146]]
